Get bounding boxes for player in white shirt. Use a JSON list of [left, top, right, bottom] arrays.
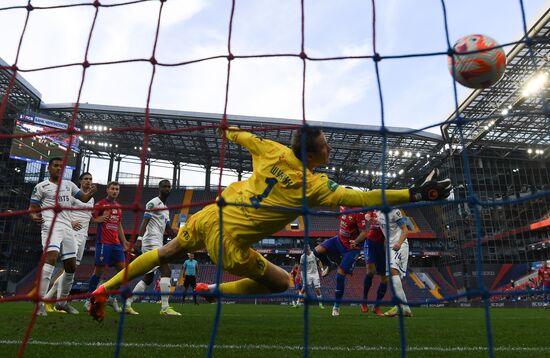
[[377, 208, 412, 317], [28, 158, 96, 316], [298, 246, 325, 309], [125, 179, 180, 316], [44, 172, 95, 313]]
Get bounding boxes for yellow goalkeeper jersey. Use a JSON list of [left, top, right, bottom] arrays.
[[212, 128, 410, 247]]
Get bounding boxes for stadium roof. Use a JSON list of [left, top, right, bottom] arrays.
[[40, 103, 442, 189], [1, 7, 548, 189]]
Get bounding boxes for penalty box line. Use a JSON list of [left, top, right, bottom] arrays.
[[1, 340, 549, 352]]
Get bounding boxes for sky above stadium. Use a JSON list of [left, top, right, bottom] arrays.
[[1, 0, 548, 185], [2, 0, 548, 131]]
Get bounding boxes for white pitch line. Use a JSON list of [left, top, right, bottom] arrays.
[[1, 340, 549, 352]]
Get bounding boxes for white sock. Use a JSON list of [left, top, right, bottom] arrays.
[[160, 277, 171, 309], [127, 280, 147, 306], [44, 274, 60, 300], [58, 272, 75, 305], [391, 275, 410, 311], [40, 264, 55, 298]]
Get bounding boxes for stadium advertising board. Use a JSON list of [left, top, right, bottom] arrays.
[[10, 113, 80, 168]]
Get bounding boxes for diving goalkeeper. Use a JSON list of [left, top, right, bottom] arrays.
[[89, 126, 451, 321]]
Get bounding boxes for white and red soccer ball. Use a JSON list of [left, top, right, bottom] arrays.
[[448, 34, 506, 89]]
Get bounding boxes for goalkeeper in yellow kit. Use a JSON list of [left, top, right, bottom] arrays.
[[89, 126, 451, 321]]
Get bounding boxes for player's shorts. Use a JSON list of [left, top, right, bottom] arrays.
[[142, 242, 162, 274], [183, 275, 197, 289], [95, 242, 125, 266], [73, 231, 88, 264], [364, 240, 386, 275], [543, 284, 549, 293], [320, 236, 361, 274], [388, 242, 409, 278], [176, 205, 269, 281], [41, 224, 76, 260], [294, 283, 303, 291], [301, 274, 321, 289]]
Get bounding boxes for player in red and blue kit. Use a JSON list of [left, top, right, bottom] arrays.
[[354, 210, 387, 316], [290, 264, 302, 307], [85, 181, 129, 312], [313, 205, 367, 316], [538, 260, 550, 308]]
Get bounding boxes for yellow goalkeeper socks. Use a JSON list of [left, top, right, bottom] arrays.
[[104, 250, 160, 290], [219, 278, 271, 295]]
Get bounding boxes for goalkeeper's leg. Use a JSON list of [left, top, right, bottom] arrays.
[[199, 261, 289, 298]]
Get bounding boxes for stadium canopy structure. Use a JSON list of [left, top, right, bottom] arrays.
[[1, 7, 548, 191], [39, 103, 442, 189]]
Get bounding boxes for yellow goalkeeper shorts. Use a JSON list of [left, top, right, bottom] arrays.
[[176, 204, 269, 281]]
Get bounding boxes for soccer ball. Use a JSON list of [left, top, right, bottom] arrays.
[[448, 34, 506, 89]]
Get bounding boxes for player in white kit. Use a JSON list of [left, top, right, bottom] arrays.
[[28, 158, 96, 316], [44, 172, 95, 313], [377, 208, 412, 317], [299, 246, 325, 309], [125, 180, 180, 316]]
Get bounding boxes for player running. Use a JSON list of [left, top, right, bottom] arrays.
[[125, 180, 180, 316], [89, 127, 451, 321]]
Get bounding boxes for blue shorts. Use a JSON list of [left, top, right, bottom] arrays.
[[321, 236, 361, 274], [95, 243, 125, 266], [364, 240, 386, 275], [294, 283, 303, 291], [544, 284, 549, 292]]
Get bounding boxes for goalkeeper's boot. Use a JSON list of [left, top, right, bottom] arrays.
[[331, 306, 340, 316], [373, 306, 384, 317], [89, 285, 108, 322], [160, 306, 182, 316], [125, 305, 140, 315], [360, 304, 369, 313], [196, 283, 217, 303]]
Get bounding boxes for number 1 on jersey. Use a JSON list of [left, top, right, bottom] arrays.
[[250, 177, 277, 208]]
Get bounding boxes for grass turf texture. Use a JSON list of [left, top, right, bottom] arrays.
[[0, 302, 548, 357]]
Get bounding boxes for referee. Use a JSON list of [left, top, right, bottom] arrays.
[[182, 253, 199, 304]]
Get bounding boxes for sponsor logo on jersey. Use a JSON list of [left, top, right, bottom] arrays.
[[327, 179, 339, 192]]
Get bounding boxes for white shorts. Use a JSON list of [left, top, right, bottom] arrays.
[[41, 224, 76, 260], [389, 243, 409, 278], [142, 242, 162, 274], [73, 231, 88, 264], [301, 274, 321, 289]]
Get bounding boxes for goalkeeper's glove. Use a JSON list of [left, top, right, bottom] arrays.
[[409, 169, 452, 202]]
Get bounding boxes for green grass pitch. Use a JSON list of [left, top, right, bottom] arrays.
[[0, 301, 548, 357]]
